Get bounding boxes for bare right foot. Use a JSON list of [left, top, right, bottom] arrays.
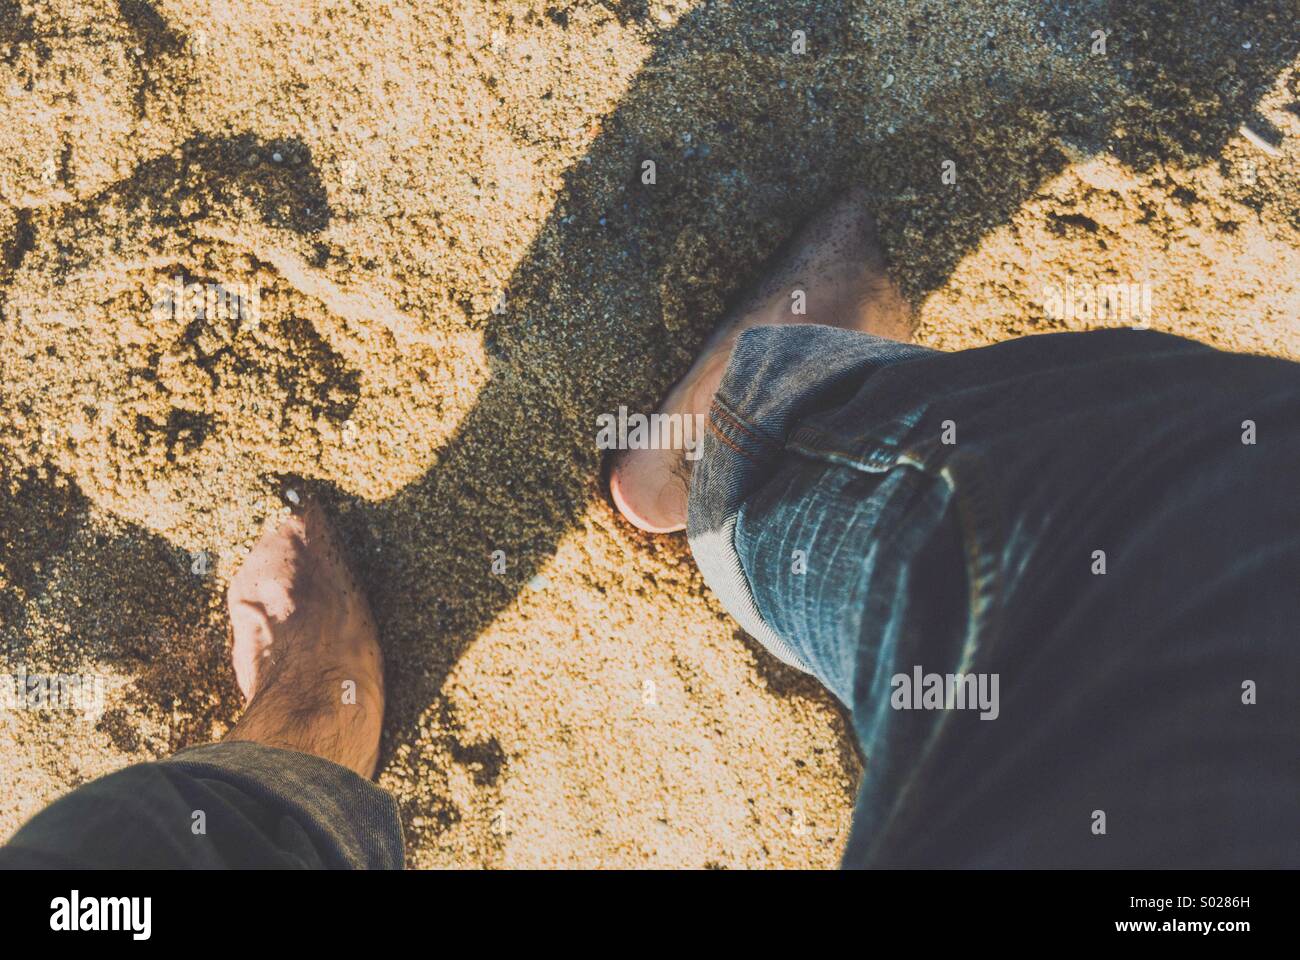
[[223, 500, 384, 779], [610, 188, 913, 533]]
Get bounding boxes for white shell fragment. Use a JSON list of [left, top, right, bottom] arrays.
[[1239, 124, 1281, 157]]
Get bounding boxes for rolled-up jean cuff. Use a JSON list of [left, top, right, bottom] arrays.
[[685, 325, 935, 675], [163, 741, 404, 869]]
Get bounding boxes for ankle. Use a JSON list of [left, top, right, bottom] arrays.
[[224, 679, 382, 778]]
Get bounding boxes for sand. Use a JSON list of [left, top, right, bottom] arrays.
[[1, 0, 1297, 867]]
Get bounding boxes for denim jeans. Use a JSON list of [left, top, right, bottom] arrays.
[[4, 328, 1296, 870], [689, 325, 1300, 868], [0, 742, 403, 868]]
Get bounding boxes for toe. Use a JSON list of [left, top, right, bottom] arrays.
[[610, 451, 688, 534]]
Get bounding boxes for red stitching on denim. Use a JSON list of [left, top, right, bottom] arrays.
[[708, 417, 757, 461], [711, 399, 765, 447]]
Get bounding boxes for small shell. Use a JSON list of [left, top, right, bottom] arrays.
[[1238, 124, 1281, 157]]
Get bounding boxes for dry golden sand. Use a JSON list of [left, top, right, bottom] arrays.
[[1, 0, 1297, 867]]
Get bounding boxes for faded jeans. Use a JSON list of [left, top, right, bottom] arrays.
[[688, 325, 1300, 867], [0, 742, 403, 869], [4, 327, 1297, 869]]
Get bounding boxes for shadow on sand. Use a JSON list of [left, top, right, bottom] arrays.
[[2, 0, 1294, 843]]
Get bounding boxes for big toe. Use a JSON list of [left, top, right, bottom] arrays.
[[610, 449, 689, 534]]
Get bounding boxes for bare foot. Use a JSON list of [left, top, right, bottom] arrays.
[[223, 500, 384, 779], [610, 188, 913, 532]]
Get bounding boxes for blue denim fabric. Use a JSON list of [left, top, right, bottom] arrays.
[[686, 326, 936, 677], [688, 325, 1300, 868], [0, 742, 403, 869], [5, 327, 1295, 871]]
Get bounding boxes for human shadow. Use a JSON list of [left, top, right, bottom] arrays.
[[347, 0, 1298, 777], [0, 466, 236, 758], [2, 0, 1295, 843], [0, 128, 336, 762]]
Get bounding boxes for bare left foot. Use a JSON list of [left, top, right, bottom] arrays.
[[223, 501, 384, 779], [610, 189, 912, 533]]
